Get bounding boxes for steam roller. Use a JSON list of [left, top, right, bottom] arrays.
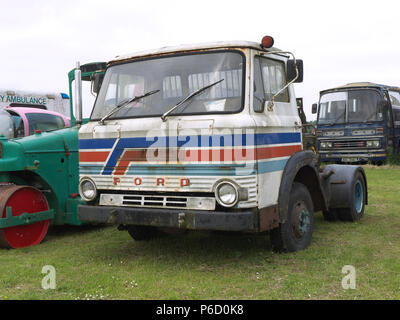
[[0, 185, 52, 249]]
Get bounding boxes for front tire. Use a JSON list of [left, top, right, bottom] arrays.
[[270, 182, 314, 252]]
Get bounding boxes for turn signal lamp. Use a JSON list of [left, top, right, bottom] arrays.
[[261, 36, 274, 48]]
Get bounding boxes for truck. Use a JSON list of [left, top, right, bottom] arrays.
[[312, 82, 400, 164], [0, 62, 105, 248], [0, 89, 70, 117], [76, 36, 368, 252]]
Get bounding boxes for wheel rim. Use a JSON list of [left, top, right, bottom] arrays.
[[0, 185, 50, 249], [354, 180, 364, 214], [292, 201, 311, 240]]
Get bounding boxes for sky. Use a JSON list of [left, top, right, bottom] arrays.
[[1, 0, 400, 121]]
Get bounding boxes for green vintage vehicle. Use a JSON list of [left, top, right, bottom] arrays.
[[0, 62, 105, 248]]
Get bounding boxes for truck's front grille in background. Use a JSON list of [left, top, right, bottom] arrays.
[[332, 140, 366, 149]]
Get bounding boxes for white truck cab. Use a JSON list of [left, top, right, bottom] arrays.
[[76, 36, 367, 252]]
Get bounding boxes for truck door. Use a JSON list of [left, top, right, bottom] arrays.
[[387, 91, 400, 153], [392, 106, 400, 153], [251, 52, 302, 209]]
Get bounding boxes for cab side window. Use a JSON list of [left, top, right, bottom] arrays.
[[253, 57, 264, 111], [254, 56, 289, 105], [389, 91, 400, 127]]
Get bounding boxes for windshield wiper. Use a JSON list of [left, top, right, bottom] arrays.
[[99, 89, 160, 124], [327, 110, 346, 126], [363, 110, 378, 123], [161, 79, 224, 121]]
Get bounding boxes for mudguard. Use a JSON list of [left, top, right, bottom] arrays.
[[322, 164, 368, 209], [278, 150, 328, 223]]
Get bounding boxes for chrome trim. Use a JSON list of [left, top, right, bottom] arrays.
[[99, 193, 216, 210], [79, 177, 97, 201], [214, 180, 239, 208]]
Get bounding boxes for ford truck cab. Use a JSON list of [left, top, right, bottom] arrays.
[[76, 37, 368, 252]]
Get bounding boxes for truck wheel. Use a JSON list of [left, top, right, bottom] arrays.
[[338, 172, 366, 222], [0, 185, 50, 249], [270, 182, 314, 252], [127, 225, 160, 241]]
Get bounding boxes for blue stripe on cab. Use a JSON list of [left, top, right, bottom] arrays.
[[79, 138, 116, 149], [79, 132, 301, 150], [80, 160, 288, 177], [125, 163, 256, 176], [257, 159, 288, 174]]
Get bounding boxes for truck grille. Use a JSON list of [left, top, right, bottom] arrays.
[[122, 195, 187, 207], [332, 140, 366, 149], [99, 193, 216, 210]]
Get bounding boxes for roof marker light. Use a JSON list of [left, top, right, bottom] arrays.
[[261, 36, 274, 48]]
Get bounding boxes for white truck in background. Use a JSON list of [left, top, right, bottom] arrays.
[[0, 89, 70, 117]]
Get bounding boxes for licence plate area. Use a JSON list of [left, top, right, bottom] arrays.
[[99, 193, 216, 210], [341, 157, 360, 163]]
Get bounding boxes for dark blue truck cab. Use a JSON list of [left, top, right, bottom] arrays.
[[313, 82, 400, 164]]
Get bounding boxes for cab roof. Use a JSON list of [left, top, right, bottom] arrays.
[[321, 82, 400, 93], [109, 40, 282, 65]]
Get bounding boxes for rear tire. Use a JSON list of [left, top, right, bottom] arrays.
[[337, 172, 366, 222], [270, 182, 314, 252]]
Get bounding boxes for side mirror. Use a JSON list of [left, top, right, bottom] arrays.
[[287, 59, 303, 83], [81, 62, 107, 74], [74, 62, 82, 125], [254, 96, 266, 113], [312, 103, 318, 114], [91, 72, 105, 94]]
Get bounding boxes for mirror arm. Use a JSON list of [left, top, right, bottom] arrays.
[[90, 77, 96, 97], [262, 51, 299, 111]]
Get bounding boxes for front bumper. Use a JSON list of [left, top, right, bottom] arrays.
[[319, 151, 386, 163], [78, 204, 261, 232]]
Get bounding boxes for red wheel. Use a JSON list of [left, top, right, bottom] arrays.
[[0, 185, 50, 249]]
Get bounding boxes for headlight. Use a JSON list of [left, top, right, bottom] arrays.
[[215, 181, 238, 207], [320, 141, 332, 149], [79, 178, 97, 201], [366, 140, 380, 148]]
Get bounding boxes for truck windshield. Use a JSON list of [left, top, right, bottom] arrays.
[[0, 110, 14, 138], [318, 89, 383, 125], [91, 51, 244, 120]]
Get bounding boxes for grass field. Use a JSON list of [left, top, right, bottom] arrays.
[[1, 166, 400, 300]]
